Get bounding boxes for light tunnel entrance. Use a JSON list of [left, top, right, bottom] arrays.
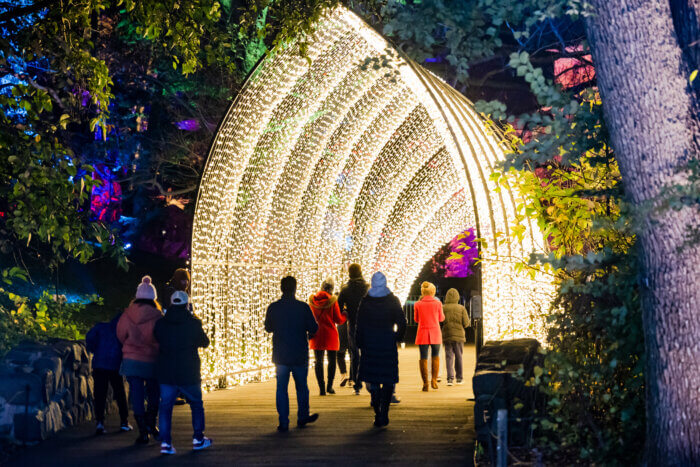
[[191, 6, 554, 386]]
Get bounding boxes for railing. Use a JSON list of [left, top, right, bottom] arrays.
[[402, 294, 472, 326]]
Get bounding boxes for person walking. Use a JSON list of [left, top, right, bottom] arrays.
[[86, 313, 132, 435], [414, 281, 444, 391], [338, 263, 369, 395], [355, 272, 406, 427], [264, 276, 320, 432], [163, 268, 191, 310], [309, 279, 347, 395], [335, 293, 350, 388], [154, 291, 212, 455], [442, 288, 470, 386], [117, 276, 163, 444]]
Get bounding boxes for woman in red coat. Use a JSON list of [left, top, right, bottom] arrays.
[[414, 281, 444, 391], [309, 278, 347, 395]]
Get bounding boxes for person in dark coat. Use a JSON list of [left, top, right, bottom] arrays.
[[338, 263, 369, 395], [153, 291, 212, 454], [86, 313, 131, 435], [163, 268, 190, 310], [355, 272, 406, 427], [264, 276, 320, 432]]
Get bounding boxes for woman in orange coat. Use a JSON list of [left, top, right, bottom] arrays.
[[414, 281, 444, 391], [309, 278, 347, 395]]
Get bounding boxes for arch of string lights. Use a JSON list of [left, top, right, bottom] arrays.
[[191, 6, 554, 386]]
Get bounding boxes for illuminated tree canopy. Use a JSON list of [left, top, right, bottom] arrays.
[[191, 6, 554, 386]]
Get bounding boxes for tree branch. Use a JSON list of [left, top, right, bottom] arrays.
[[0, 0, 55, 24]]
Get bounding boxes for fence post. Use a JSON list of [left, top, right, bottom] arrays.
[[496, 409, 508, 467]]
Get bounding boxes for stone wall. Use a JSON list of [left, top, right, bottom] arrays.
[[0, 339, 114, 444]]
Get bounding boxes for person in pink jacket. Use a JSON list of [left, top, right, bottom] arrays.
[[117, 276, 164, 444], [414, 281, 444, 391]]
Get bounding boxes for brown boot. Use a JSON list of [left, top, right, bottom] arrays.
[[431, 356, 440, 389], [419, 359, 429, 391]]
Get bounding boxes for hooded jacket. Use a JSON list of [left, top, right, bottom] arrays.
[[153, 304, 209, 385], [86, 314, 122, 371], [441, 289, 470, 343], [355, 292, 407, 384], [308, 291, 346, 351], [414, 295, 445, 345], [116, 300, 163, 363], [338, 277, 369, 330]]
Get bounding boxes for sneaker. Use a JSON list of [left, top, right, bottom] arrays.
[[339, 377, 349, 387], [456, 379, 464, 385], [160, 442, 176, 455], [120, 422, 133, 432], [326, 387, 336, 395], [277, 423, 289, 433], [297, 413, 319, 428], [391, 394, 401, 404], [95, 422, 105, 435], [193, 437, 212, 451], [353, 389, 361, 396], [447, 380, 454, 386]]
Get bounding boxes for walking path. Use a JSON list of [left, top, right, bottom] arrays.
[[7, 346, 475, 466]]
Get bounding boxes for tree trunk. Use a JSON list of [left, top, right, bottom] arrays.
[[585, 1, 700, 464]]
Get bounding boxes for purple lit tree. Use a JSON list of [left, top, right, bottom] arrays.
[[431, 228, 478, 278]]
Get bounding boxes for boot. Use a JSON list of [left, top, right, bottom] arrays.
[[419, 359, 429, 391], [134, 415, 149, 444], [431, 356, 440, 389], [378, 389, 391, 427], [371, 390, 381, 426]]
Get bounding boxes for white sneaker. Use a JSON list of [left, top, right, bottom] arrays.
[[456, 379, 464, 385], [160, 442, 176, 455], [447, 380, 454, 386], [193, 436, 212, 451]]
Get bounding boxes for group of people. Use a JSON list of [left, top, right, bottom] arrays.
[[85, 269, 212, 455], [265, 263, 471, 430], [85, 263, 472, 454]]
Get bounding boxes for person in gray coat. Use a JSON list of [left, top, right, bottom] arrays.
[[441, 288, 470, 385]]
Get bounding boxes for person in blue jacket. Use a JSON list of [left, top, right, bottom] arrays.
[[86, 313, 132, 435]]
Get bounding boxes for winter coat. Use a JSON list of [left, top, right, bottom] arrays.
[[414, 295, 445, 345], [308, 291, 346, 351], [441, 289, 470, 343], [153, 304, 209, 385], [116, 300, 163, 363], [86, 314, 122, 371], [338, 277, 369, 331], [265, 294, 319, 366], [355, 293, 407, 384]]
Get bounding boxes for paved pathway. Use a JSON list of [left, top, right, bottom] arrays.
[[7, 346, 475, 466]]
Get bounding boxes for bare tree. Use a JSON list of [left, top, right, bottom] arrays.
[[585, 0, 700, 464]]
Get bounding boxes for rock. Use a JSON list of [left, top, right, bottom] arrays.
[[0, 372, 45, 407], [13, 409, 46, 443], [33, 357, 63, 392]]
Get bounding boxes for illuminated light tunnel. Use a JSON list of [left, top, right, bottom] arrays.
[[191, 6, 554, 386]]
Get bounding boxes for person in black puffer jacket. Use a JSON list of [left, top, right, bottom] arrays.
[[153, 291, 212, 454], [338, 263, 369, 394], [355, 272, 406, 427]]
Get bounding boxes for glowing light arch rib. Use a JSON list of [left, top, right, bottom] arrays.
[[192, 6, 554, 385]]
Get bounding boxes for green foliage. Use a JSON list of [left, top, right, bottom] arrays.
[[0, 289, 101, 357]]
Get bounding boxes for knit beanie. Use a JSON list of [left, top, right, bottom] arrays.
[[348, 263, 362, 279], [420, 281, 436, 297], [135, 276, 158, 300], [170, 290, 189, 305]]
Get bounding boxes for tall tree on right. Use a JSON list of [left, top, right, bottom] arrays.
[[585, 0, 700, 463]]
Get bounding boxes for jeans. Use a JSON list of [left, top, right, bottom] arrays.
[[348, 329, 362, 391], [93, 368, 128, 424], [275, 364, 310, 426], [419, 343, 441, 359], [444, 341, 464, 381], [126, 376, 160, 418], [159, 384, 204, 444], [314, 350, 337, 391]]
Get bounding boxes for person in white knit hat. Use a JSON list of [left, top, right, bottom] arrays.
[[117, 276, 163, 444]]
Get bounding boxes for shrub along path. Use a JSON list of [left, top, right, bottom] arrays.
[[7, 345, 475, 466]]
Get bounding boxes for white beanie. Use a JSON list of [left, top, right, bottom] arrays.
[[135, 276, 157, 300], [170, 290, 189, 305]]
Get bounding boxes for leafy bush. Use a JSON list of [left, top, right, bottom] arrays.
[[0, 290, 101, 357]]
